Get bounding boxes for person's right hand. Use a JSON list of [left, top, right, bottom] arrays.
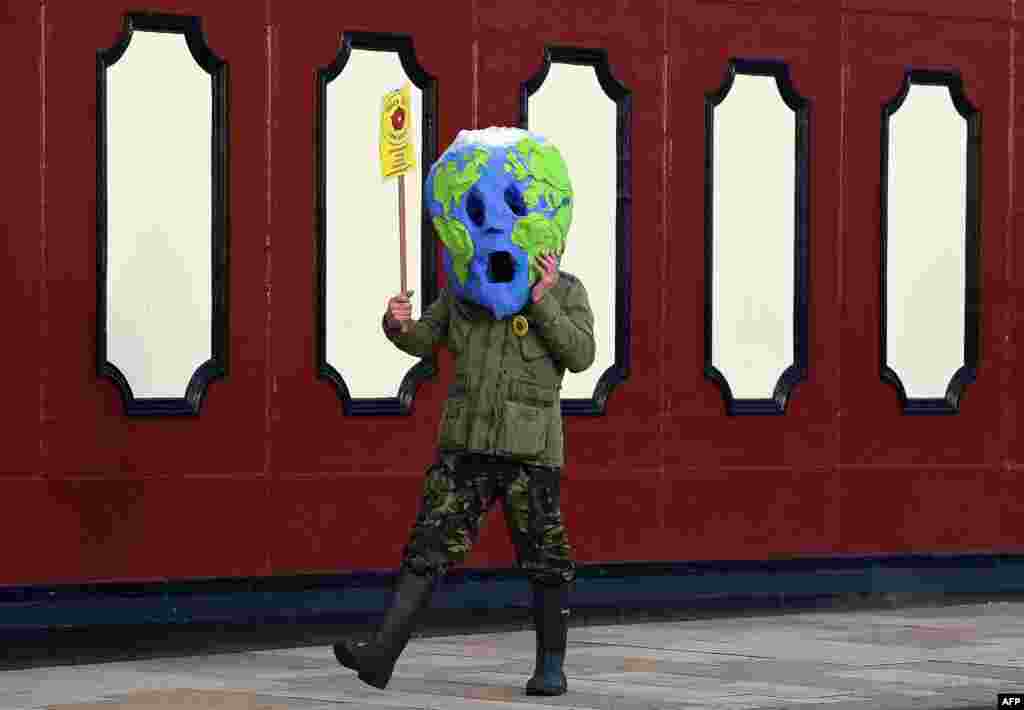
[[386, 291, 414, 329]]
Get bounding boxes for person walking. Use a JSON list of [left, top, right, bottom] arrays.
[[333, 128, 595, 697]]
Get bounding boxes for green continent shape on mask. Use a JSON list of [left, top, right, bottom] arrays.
[[433, 148, 490, 218], [504, 146, 529, 181], [433, 216, 474, 286], [553, 204, 572, 241], [505, 138, 573, 217], [511, 213, 564, 284]]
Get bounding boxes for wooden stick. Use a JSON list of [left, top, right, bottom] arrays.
[[398, 173, 409, 332], [398, 173, 407, 294]]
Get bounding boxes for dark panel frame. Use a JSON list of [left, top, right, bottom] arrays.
[[880, 68, 981, 415], [96, 12, 229, 416], [521, 45, 632, 416], [704, 58, 810, 415], [315, 32, 438, 415]]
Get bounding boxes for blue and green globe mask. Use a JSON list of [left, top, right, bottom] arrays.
[[425, 127, 573, 320]]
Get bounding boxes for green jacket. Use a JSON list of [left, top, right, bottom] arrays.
[[382, 272, 595, 467]]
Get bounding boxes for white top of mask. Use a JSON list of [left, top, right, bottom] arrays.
[[445, 126, 545, 155]]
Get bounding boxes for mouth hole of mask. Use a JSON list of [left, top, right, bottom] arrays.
[[487, 251, 516, 283]]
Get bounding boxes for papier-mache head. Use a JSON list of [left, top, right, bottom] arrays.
[[424, 127, 573, 320]]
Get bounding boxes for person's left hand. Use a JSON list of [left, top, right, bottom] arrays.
[[531, 253, 559, 303]]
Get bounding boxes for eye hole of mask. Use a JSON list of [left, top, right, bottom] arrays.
[[504, 185, 527, 217], [466, 188, 485, 227]]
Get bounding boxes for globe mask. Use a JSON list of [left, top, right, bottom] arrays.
[[424, 127, 574, 320]]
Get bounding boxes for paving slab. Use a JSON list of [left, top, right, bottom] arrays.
[[1, 600, 1020, 709]]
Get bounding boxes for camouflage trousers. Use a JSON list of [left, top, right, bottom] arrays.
[[400, 452, 576, 587]]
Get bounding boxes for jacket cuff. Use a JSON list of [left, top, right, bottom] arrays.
[[382, 313, 402, 337]]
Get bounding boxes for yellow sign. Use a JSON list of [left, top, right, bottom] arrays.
[[379, 83, 416, 178], [512, 315, 529, 337]]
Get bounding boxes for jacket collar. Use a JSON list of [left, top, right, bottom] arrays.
[[449, 271, 569, 321], [451, 293, 526, 322], [450, 294, 489, 321]]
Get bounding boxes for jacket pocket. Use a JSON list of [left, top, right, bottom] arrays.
[[438, 397, 467, 450], [508, 379, 556, 407], [499, 400, 548, 459], [499, 379, 556, 458]]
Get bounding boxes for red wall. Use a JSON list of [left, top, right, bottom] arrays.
[[2, 0, 1022, 587]]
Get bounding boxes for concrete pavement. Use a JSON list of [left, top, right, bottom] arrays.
[[3, 600, 1021, 709]]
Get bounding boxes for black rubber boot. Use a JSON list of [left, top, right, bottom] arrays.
[[525, 582, 569, 696], [333, 570, 436, 689]]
